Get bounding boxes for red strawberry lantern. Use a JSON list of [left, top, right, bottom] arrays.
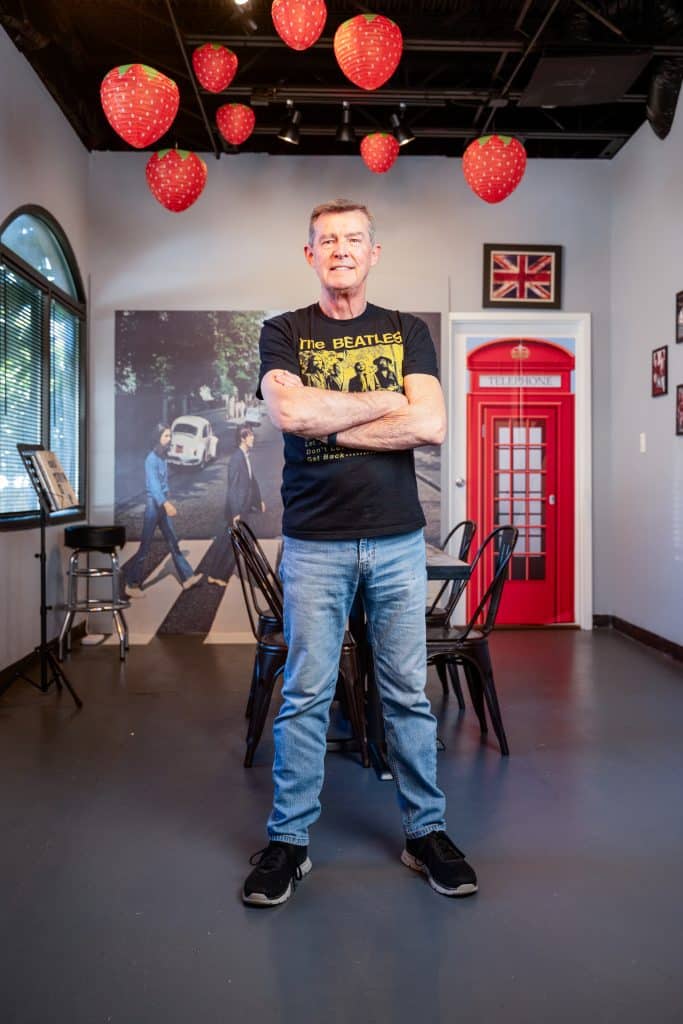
[[145, 150, 208, 213], [462, 134, 527, 203], [216, 103, 256, 145], [192, 44, 238, 93], [272, 0, 327, 51], [100, 64, 179, 148], [334, 14, 403, 91], [360, 133, 399, 174]]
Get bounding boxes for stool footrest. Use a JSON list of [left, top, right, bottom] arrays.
[[63, 599, 130, 613]]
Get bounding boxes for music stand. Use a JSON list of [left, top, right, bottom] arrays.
[[1, 444, 83, 708]]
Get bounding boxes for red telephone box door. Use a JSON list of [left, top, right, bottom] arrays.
[[466, 339, 575, 625]]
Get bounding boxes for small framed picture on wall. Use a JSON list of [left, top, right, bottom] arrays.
[[677, 385, 683, 436], [652, 346, 668, 396], [676, 290, 683, 343], [482, 244, 562, 309]]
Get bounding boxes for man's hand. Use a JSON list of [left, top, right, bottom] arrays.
[[260, 501, 266, 513], [232, 514, 241, 526], [164, 500, 177, 517], [272, 370, 303, 389]]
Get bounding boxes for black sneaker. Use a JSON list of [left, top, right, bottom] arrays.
[[242, 841, 312, 907], [402, 831, 478, 897]]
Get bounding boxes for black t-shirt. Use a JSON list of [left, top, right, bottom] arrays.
[[257, 302, 439, 540]]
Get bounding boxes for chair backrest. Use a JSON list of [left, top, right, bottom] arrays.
[[229, 528, 283, 641], [233, 520, 283, 599], [440, 520, 477, 560], [427, 520, 477, 619], [456, 525, 518, 638]]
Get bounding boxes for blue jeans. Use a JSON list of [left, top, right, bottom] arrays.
[[267, 529, 446, 845], [126, 499, 194, 586]]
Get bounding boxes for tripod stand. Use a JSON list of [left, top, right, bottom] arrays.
[[1, 445, 82, 708]]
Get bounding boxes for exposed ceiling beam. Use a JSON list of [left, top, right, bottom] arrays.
[[209, 85, 647, 105], [184, 34, 683, 57]]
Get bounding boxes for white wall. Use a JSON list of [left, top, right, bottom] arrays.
[[87, 150, 614, 614], [0, 28, 89, 670], [609, 112, 683, 645]]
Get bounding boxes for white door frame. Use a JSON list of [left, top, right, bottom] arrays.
[[445, 312, 593, 630]]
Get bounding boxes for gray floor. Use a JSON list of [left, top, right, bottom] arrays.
[[1, 628, 682, 1024]]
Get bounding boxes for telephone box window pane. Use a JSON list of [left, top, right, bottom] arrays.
[[511, 555, 526, 580], [529, 427, 542, 444], [529, 473, 542, 493], [513, 448, 526, 470], [529, 448, 543, 470], [498, 474, 510, 495], [529, 556, 546, 580], [498, 426, 510, 443], [496, 447, 510, 470], [513, 426, 526, 444], [513, 473, 526, 493]]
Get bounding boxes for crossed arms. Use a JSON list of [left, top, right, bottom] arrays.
[[260, 369, 446, 451]]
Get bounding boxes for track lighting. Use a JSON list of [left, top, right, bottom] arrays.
[[389, 103, 415, 147], [277, 99, 302, 145], [335, 101, 355, 144]]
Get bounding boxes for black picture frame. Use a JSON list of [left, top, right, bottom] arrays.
[[677, 384, 683, 436], [676, 291, 683, 343], [651, 345, 668, 397], [482, 243, 562, 309]]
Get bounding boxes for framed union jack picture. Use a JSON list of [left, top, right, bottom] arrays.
[[483, 244, 562, 309]]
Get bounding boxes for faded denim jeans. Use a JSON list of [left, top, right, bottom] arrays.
[[267, 529, 446, 845]]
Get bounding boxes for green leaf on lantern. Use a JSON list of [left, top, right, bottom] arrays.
[[141, 65, 161, 80], [210, 44, 223, 51], [157, 149, 172, 159], [118, 65, 134, 76]]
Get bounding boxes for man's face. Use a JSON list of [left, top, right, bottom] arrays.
[[245, 431, 254, 449], [304, 210, 380, 293]]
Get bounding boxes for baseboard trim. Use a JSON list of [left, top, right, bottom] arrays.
[[0, 622, 87, 694], [593, 614, 682, 663]]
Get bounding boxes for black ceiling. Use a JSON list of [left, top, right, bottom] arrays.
[[3, 0, 683, 160]]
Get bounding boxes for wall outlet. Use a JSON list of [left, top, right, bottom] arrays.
[[639, 432, 647, 453]]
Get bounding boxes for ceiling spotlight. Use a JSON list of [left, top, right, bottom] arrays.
[[389, 103, 415, 147], [278, 99, 302, 145], [335, 101, 356, 144], [233, 0, 257, 33]]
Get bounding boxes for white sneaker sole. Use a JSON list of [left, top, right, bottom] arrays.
[[242, 857, 312, 906], [401, 850, 478, 897]]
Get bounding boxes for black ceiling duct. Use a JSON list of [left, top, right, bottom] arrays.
[[647, 57, 683, 138]]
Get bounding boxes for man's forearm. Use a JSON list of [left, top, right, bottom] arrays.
[[272, 384, 407, 437], [334, 404, 445, 451]]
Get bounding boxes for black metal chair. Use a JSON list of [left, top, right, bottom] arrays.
[[232, 520, 281, 719], [229, 528, 369, 769], [426, 520, 477, 707], [426, 525, 518, 755]]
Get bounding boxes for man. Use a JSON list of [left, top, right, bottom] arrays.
[[125, 424, 202, 596], [373, 354, 399, 390], [348, 360, 369, 392], [207, 426, 265, 587], [242, 199, 477, 906]]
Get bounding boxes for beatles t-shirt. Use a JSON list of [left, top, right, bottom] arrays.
[[257, 302, 439, 540]]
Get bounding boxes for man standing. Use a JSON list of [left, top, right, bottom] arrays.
[[207, 425, 265, 587], [242, 199, 477, 906], [125, 424, 203, 596]]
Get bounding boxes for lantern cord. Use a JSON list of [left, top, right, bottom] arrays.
[[2, 266, 6, 416], [163, 0, 221, 159]]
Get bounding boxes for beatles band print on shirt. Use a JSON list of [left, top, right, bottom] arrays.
[[297, 332, 405, 462]]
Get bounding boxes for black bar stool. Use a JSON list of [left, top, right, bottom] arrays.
[[58, 525, 130, 661]]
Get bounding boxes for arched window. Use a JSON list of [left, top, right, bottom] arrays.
[[0, 207, 86, 523]]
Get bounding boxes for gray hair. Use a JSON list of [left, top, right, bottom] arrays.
[[308, 199, 376, 246]]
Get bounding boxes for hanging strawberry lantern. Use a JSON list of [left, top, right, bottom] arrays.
[[145, 150, 208, 213], [192, 44, 238, 92], [100, 64, 179, 148], [216, 103, 256, 145], [334, 14, 403, 91], [462, 134, 527, 203], [360, 133, 399, 173], [271, 0, 327, 51]]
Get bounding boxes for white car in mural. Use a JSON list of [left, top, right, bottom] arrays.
[[167, 415, 218, 468]]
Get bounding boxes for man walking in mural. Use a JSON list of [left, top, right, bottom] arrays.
[[124, 424, 203, 597], [207, 426, 266, 587], [242, 198, 477, 906]]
